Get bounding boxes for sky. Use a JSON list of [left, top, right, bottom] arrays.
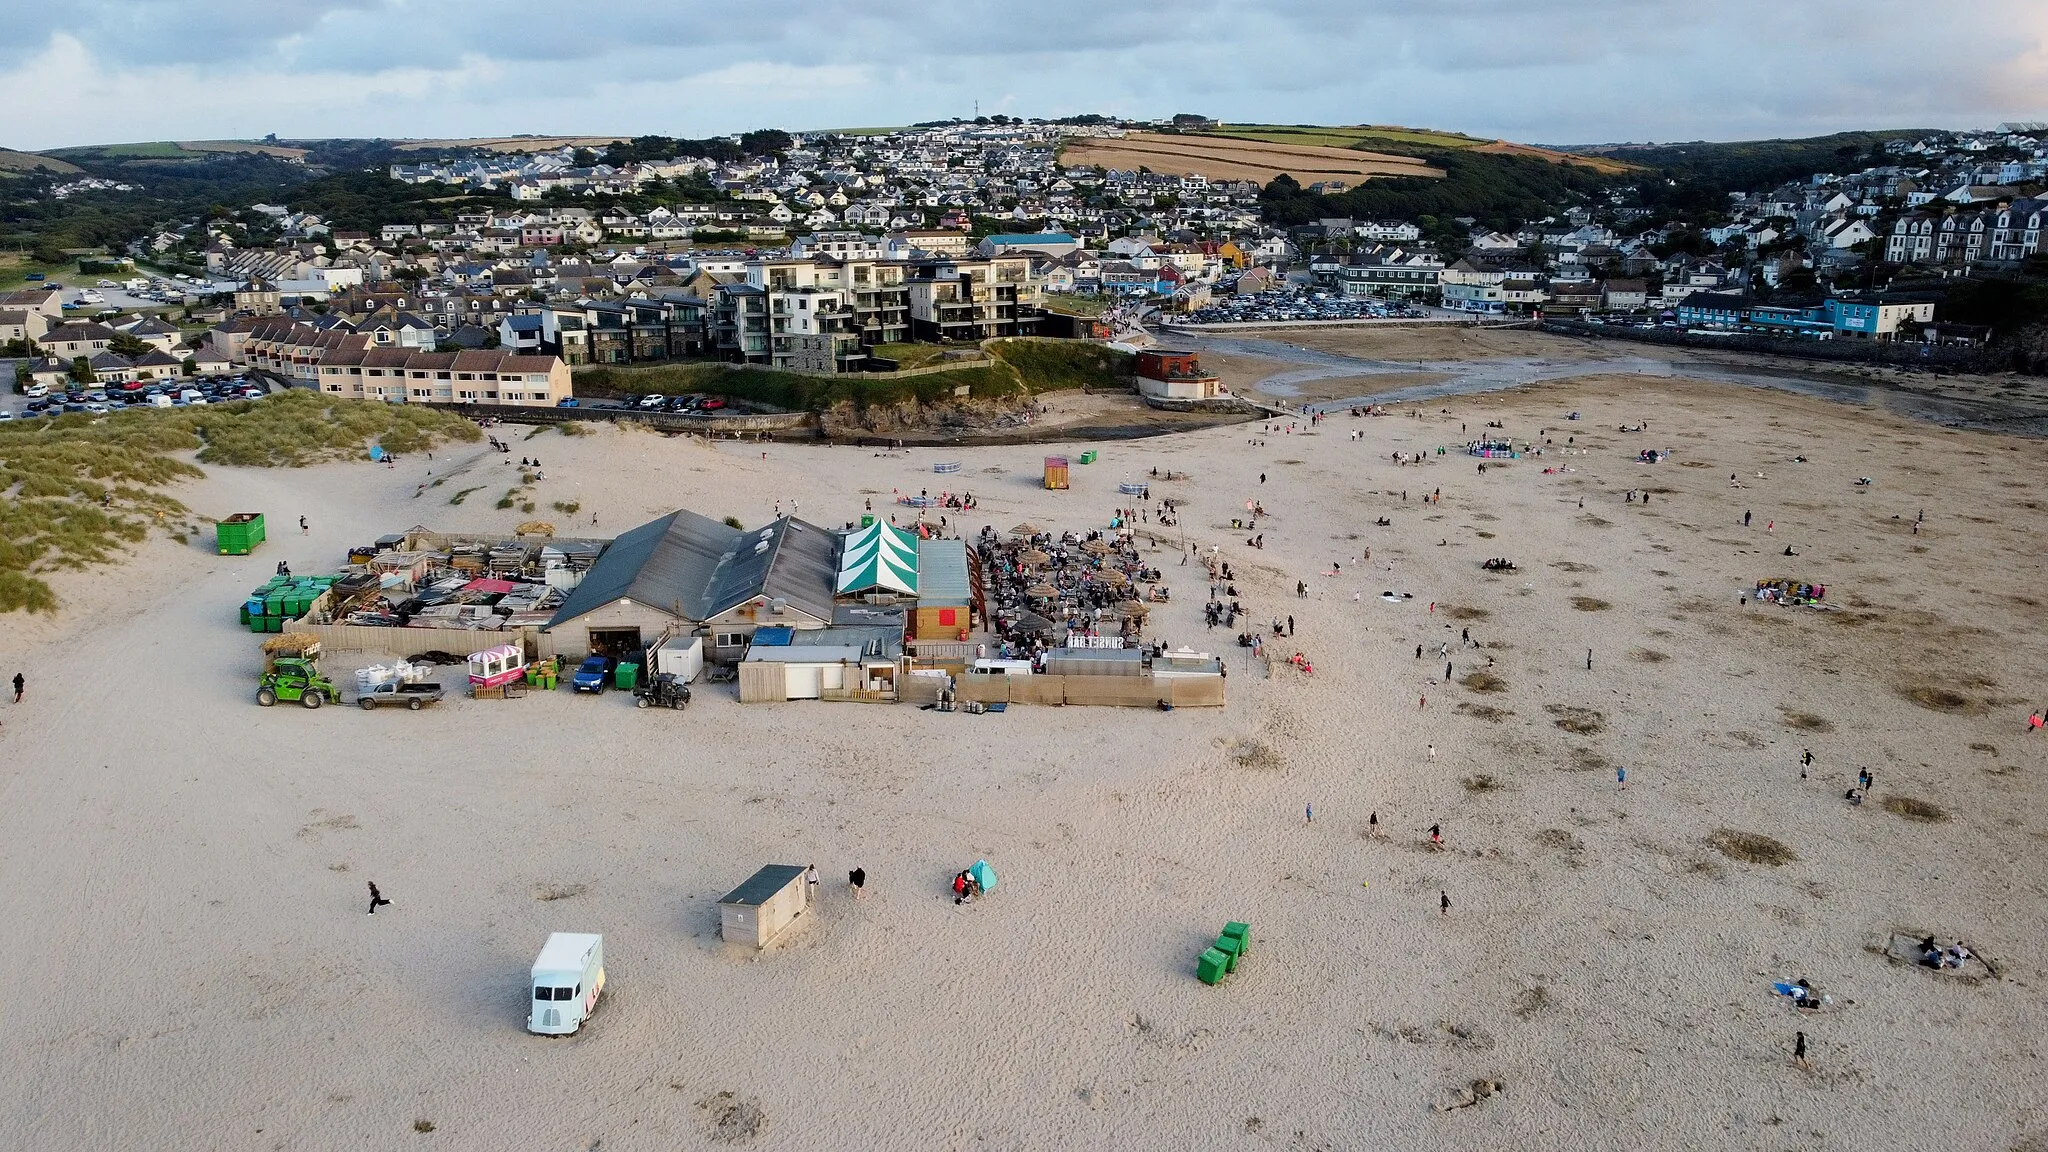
[[4, 0, 2046, 152]]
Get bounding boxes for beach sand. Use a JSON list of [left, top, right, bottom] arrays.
[[1, 371, 2045, 1150]]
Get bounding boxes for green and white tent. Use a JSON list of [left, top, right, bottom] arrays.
[[836, 520, 920, 596]]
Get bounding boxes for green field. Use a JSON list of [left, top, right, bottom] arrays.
[[0, 254, 78, 292]]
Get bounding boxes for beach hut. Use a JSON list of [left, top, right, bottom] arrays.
[[717, 864, 810, 948], [1043, 456, 1069, 490]]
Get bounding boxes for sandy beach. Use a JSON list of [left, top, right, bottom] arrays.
[[2, 356, 2045, 1149]]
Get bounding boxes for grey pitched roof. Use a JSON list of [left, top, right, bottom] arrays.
[[547, 509, 744, 627], [544, 511, 839, 630], [704, 518, 838, 622]]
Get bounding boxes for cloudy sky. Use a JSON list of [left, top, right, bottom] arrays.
[[4, 0, 2045, 151]]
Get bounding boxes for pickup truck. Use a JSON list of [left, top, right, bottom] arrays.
[[357, 681, 445, 710]]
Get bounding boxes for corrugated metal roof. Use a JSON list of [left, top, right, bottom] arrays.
[[717, 864, 807, 907], [548, 512, 841, 633], [544, 509, 743, 629], [916, 537, 971, 606]]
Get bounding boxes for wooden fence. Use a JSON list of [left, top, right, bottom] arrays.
[[953, 672, 1224, 707]]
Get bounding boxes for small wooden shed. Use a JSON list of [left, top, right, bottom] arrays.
[[717, 864, 810, 948], [1043, 456, 1070, 490]]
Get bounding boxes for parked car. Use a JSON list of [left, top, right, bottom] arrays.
[[556, 397, 579, 407], [23, 383, 47, 398], [700, 397, 726, 411], [571, 655, 614, 693]]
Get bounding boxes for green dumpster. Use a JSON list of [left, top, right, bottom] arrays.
[[1078, 449, 1098, 464], [1213, 933, 1242, 973], [216, 512, 266, 555], [1197, 948, 1229, 986], [614, 662, 639, 692], [1222, 921, 1249, 957]]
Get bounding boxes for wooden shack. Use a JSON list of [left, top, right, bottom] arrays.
[[717, 864, 810, 948], [1044, 455, 1069, 490]]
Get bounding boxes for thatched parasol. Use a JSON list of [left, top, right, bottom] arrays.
[[1027, 583, 1059, 599], [515, 520, 555, 537], [1081, 539, 1114, 555], [1117, 600, 1150, 616], [1018, 548, 1050, 567], [1009, 522, 1042, 537], [1098, 570, 1129, 587]]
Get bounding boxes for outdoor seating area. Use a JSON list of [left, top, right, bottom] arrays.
[[978, 523, 1162, 659]]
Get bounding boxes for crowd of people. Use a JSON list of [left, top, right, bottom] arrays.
[[976, 523, 1161, 660]]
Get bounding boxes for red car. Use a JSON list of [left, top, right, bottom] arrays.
[[700, 397, 726, 411]]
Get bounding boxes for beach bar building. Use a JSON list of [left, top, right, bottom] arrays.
[[544, 511, 837, 662], [717, 864, 809, 948]]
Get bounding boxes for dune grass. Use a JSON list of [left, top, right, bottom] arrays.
[[0, 391, 480, 612]]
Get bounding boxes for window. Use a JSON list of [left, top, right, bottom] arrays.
[[716, 632, 746, 649], [938, 608, 957, 627]]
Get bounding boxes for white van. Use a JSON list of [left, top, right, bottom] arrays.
[[528, 932, 605, 1035], [147, 393, 173, 408]]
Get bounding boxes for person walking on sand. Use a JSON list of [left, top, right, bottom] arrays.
[[805, 863, 820, 905], [299, 515, 308, 535], [366, 882, 390, 915], [12, 672, 22, 703], [1617, 766, 1627, 789], [1428, 744, 1437, 761], [1304, 802, 1313, 826], [1440, 890, 1451, 917], [1429, 823, 1443, 846], [1793, 1031, 1809, 1069], [1368, 811, 1380, 837], [848, 867, 866, 900]]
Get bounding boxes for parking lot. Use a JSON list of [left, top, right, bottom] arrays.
[[1180, 288, 1438, 325], [2, 373, 271, 422]]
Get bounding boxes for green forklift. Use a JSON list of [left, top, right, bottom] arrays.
[[257, 635, 338, 708]]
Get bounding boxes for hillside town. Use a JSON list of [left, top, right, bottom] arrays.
[[5, 120, 2046, 406]]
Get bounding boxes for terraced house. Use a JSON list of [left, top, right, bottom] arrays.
[[223, 317, 570, 406]]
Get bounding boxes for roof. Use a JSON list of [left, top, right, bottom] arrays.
[[532, 932, 601, 974], [836, 520, 919, 596], [545, 512, 838, 630], [718, 864, 807, 906], [915, 537, 970, 606], [546, 508, 745, 627], [707, 518, 838, 621]]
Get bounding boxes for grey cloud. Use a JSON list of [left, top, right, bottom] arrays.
[[3, 0, 2044, 150]]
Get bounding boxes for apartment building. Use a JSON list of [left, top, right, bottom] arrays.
[[904, 255, 1040, 342]]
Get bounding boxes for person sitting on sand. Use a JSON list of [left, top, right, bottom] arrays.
[[1844, 787, 1865, 805]]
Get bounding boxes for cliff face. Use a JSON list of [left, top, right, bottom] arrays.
[[817, 393, 1042, 436]]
